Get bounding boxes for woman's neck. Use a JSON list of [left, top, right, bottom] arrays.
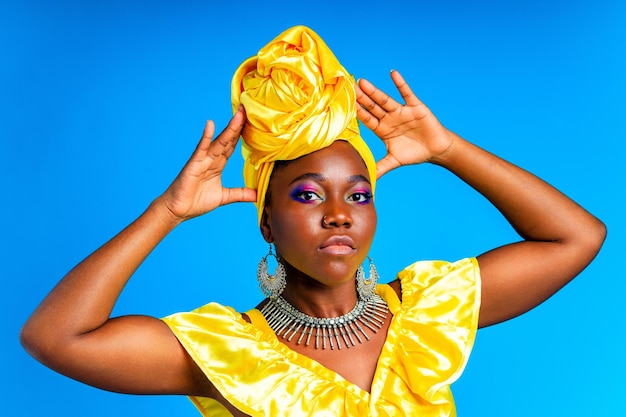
[[280, 277, 359, 318]]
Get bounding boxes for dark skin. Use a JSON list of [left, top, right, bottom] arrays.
[[258, 140, 385, 392], [20, 71, 606, 415]]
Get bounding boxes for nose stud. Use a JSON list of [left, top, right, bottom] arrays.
[[322, 216, 329, 227]]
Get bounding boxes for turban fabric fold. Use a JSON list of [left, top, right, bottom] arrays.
[[231, 25, 377, 223]]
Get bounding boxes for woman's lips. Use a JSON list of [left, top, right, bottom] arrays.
[[319, 236, 356, 255]]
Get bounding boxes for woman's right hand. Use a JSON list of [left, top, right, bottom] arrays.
[[158, 105, 257, 222], [20, 106, 258, 397]]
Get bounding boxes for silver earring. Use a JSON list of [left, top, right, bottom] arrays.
[[257, 244, 286, 299], [356, 256, 379, 299]]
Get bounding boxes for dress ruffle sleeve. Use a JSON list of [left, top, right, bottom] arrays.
[[162, 302, 370, 416], [372, 258, 481, 416]]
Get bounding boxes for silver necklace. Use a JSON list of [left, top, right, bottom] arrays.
[[261, 294, 389, 350]]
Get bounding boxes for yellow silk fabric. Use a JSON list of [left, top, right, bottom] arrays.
[[162, 258, 481, 417], [231, 25, 377, 223]]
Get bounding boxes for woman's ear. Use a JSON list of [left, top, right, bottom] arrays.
[[260, 207, 273, 243]]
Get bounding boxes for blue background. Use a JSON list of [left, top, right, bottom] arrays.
[[2, 1, 624, 415]]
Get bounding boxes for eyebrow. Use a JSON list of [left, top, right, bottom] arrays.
[[288, 173, 371, 185]]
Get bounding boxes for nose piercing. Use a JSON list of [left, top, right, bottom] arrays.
[[322, 216, 329, 226]]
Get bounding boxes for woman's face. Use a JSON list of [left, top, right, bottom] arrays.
[[262, 141, 377, 287]]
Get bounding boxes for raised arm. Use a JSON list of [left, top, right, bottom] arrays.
[[356, 71, 606, 327], [20, 107, 256, 394]]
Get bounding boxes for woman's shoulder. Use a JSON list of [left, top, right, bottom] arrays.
[[390, 257, 480, 308], [397, 257, 479, 286]]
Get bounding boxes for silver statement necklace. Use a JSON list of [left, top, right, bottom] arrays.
[[261, 294, 389, 349]]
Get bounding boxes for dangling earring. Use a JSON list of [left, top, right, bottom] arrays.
[[356, 256, 379, 299], [257, 244, 287, 299]]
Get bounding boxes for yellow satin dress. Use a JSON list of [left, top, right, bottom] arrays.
[[162, 258, 481, 416]]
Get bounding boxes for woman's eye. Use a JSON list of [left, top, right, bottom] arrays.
[[290, 188, 322, 203], [349, 192, 372, 204], [299, 191, 320, 201]]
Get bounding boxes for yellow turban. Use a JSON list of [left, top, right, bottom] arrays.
[[231, 25, 377, 224]]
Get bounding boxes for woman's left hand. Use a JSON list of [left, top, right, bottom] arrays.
[[358, 73, 606, 329], [356, 70, 453, 178]]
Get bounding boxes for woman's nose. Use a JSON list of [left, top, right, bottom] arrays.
[[322, 201, 353, 228]]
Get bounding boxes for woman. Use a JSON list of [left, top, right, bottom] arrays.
[[20, 26, 605, 416]]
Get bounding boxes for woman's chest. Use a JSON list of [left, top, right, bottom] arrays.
[[283, 312, 392, 393]]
